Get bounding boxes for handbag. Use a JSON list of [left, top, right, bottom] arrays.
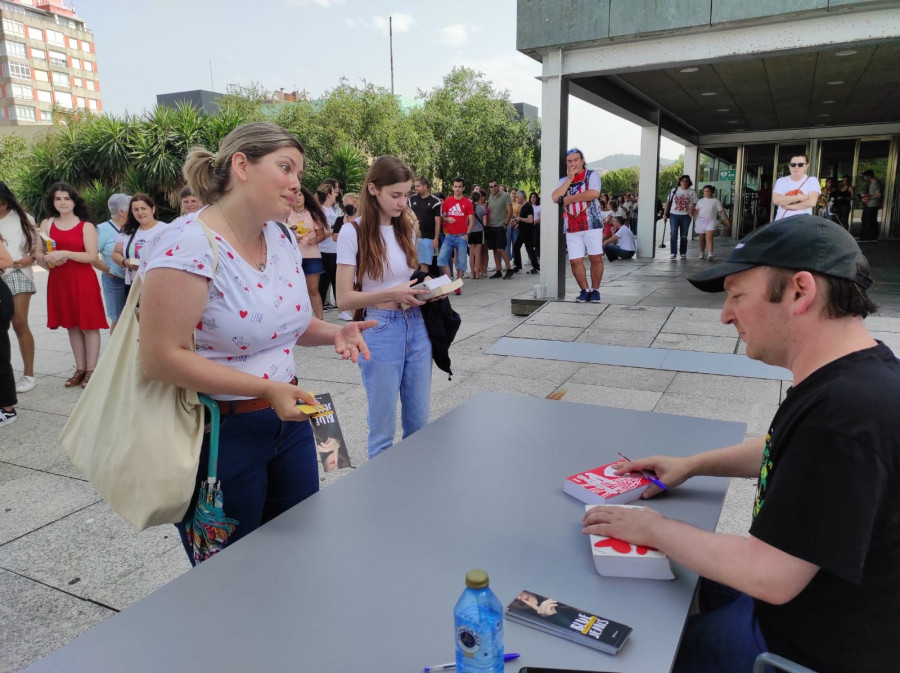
[[59, 223, 220, 531]]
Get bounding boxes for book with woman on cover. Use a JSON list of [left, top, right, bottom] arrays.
[[506, 590, 632, 655], [309, 393, 352, 472]]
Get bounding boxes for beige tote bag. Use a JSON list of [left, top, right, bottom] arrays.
[[60, 225, 219, 530]]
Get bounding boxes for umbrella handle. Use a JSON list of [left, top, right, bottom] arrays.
[[198, 394, 221, 482]]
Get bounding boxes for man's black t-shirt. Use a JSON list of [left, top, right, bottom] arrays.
[[517, 202, 534, 230], [749, 343, 900, 673], [408, 193, 441, 240]]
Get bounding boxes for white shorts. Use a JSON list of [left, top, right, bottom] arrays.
[[565, 229, 604, 259], [694, 216, 717, 234]]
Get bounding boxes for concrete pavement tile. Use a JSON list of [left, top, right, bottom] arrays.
[[0, 470, 99, 544], [651, 332, 738, 354], [11, 378, 82, 418], [0, 462, 32, 488], [666, 372, 782, 405], [737, 340, 747, 355], [0, 409, 72, 471], [715, 478, 756, 536], [0, 569, 115, 673], [485, 356, 581, 384], [569, 364, 676, 392], [869, 331, 900, 352], [429, 374, 559, 420], [506, 324, 584, 341], [639, 295, 725, 309], [865, 316, 900, 333], [575, 329, 658, 347], [661, 307, 736, 337], [548, 382, 662, 411], [91, 546, 191, 610], [536, 301, 609, 316], [292, 353, 364, 385], [0, 502, 183, 606], [12, 347, 82, 377], [653, 392, 777, 438], [525, 310, 597, 328], [590, 304, 672, 332]]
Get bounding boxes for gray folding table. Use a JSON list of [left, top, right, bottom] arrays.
[[26, 392, 747, 673]]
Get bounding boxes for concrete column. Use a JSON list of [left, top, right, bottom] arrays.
[[539, 50, 568, 299], [636, 121, 661, 258], [683, 143, 699, 183]]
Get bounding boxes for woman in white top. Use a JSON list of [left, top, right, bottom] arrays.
[[336, 155, 432, 459], [0, 182, 38, 393], [139, 122, 373, 564], [316, 181, 340, 310], [113, 193, 164, 295], [663, 175, 698, 259], [695, 185, 731, 260], [286, 186, 327, 319]]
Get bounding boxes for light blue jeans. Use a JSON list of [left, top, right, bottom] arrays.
[[359, 306, 432, 458], [437, 233, 468, 271]]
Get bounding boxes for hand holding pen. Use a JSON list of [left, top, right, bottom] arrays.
[[615, 452, 676, 499]]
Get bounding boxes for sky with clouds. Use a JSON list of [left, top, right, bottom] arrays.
[[70, 0, 681, 166]]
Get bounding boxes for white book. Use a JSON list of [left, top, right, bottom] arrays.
[[585, 504, 675, 580]]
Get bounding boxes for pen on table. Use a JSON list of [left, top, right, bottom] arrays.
[[423, 652, 520, 672], [617, 452, 668, 491]]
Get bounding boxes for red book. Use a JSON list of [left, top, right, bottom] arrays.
[[563, 460, 651, 505]]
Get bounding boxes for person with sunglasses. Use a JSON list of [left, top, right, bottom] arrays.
[[773, 154, 820, 221], [550, 147, 605, 303]]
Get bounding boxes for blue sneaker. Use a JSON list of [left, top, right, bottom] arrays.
[[589, 289, 601, 303], [575, 289, 589, 303]]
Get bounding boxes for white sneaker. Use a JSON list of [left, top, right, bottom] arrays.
[[697, 252, 706, 259], [338, 311, 353, 321], [0, 408, 18, 427], [706, 253, 714, 260], [15, 376, 36, 393]]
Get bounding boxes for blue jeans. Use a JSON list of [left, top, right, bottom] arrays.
[[437, 234, 467, 272], [673, 580, 767, 673], [175, 407, 319, 565], [603, 244, 635, 261], [359, 307, 432, 459], [505, 225, 519, 263], [669, 214, 692, 255], [100, 272, 127, 322]]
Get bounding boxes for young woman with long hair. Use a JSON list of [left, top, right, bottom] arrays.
[[0, 235, 18, 426], [38, 182, 107, 388], [286, 185, 327, 319], [336, 155, 432, 458], [0, 181, 38, 393], [139, 122, 373, 564]]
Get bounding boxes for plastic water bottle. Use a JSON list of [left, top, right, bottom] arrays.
[[454, 569, 504, 672]]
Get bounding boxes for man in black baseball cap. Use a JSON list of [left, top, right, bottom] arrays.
[[584, 215, 900, 672]]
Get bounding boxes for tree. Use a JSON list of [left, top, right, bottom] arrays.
[[0, 134, 29, 193], [658, 157, 685, 202], [416, 67, 539, 192], [600, 166, 639, 196]]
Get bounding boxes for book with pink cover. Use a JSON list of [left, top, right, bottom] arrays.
[[584, 504, 675, 580], [564, 459, 651, 505]]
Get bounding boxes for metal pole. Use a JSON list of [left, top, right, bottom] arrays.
[[389, 17, 394, 95]]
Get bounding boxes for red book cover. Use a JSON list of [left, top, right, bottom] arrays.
[[563, 460, 650, 505]]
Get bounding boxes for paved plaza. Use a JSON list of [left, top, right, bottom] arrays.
[[3, 236, 900, 671]]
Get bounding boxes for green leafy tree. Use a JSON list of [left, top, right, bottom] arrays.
[[416, 67, 539, 192], [658, 157, 685, 202], [601, 166, 640, 196], [0, 134, 28, 192], [328, 142, 367, 193]]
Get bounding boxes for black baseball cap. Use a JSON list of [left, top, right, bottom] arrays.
[[687, 215, 873, 293]]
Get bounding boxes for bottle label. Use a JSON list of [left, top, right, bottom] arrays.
[[455, 625, 482, 658]]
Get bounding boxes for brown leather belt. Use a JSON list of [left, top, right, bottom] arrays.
[[215, 378, 298, 415]]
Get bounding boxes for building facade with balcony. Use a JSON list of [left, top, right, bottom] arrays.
[[0, 0, 100, 126]]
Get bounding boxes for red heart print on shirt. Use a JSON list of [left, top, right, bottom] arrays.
[[239, 310, 248, 319]]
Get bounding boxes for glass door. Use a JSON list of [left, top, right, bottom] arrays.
[[740, 144, 776, 237], [817, 139, 856, 229], [854, 139, 891, 239], [698, 147, 737, 237]]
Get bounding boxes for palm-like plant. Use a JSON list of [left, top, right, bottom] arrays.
[[328, 142, 367, 193]]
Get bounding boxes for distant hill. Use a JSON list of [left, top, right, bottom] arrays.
[[587, 154, 677, 172]]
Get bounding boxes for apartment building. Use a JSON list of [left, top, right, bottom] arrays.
[[0, 0, 100, 126]]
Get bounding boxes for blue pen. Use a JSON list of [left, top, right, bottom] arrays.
[[424, 653, 520, 672], [617, 452, 668, 491]]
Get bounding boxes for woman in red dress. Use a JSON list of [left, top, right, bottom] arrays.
[[38, 182, 107, 388]]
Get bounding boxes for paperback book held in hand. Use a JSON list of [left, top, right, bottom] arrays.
[[564, 460, 651, 505], [506, 590, 632, 655], [585, 504, 675, 580], [411, 274, 463, 300]]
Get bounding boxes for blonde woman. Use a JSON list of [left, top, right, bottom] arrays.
[[139, 122, 374, 564]]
